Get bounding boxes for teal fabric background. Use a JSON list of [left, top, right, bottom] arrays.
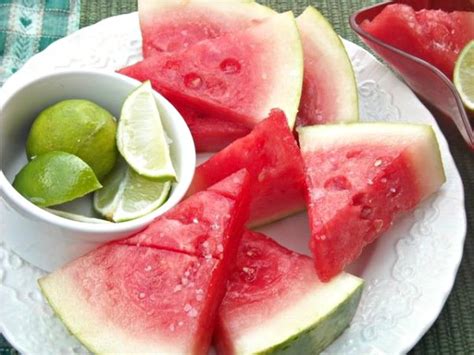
[[0, 0, 472, 353], [0, 0, 80, 85]]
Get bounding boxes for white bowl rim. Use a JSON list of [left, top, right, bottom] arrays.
[[0, 68, 196, 235]]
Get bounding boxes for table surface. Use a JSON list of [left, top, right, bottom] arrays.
[[1, 0, 473, 354]]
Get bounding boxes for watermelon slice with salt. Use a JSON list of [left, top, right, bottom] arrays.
[[39, 170, 251, 354], [119, 11, 303, 130], [215, 230, 363, 354], [187, 109, 306, 227], [360, 4, 474, 78], [124, 169, 251, 263], [299, 123, 445, 281], [296, 6, 359, 126], [138, 0, 275, 57]]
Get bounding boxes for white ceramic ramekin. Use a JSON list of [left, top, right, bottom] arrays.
[[0, 69, 196, 271]]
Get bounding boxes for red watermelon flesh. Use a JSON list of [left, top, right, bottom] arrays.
[[173, 102, 250, 152], [360, 4, 474, 78], [187, 109, 307, 227], [138, 0, 275, 57], [38, 169, 251, 354], [119, 11, 303, 129], [122, 168, 251, 261], [215, 230, 364, 354], [299, 123, 445, 281]]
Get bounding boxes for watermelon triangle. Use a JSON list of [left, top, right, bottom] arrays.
[[39, 169, 251, 354], [133, 0, 274, 152], [187, 109, 306, 227], [119, 11, 303, 130], [299, 123, 445, 281], [215, 230, 363, 354]]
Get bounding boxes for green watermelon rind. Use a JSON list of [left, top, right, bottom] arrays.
[[38, 272, 178, 354], [226, 273, 364, 354], [38, 277, 98, 354], [257, 280, 363, 355], [297, 6, 359, 123], [298, 122, 446, 200]]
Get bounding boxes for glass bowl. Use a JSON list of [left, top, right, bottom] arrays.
[[350, 0, 474, 150]]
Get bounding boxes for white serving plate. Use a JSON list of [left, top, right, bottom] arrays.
[[0, 12, 466, 355]]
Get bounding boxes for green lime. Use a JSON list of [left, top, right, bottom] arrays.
[[45, 208, 112, 224], [117, 81, 176, 181], [26, 99, 118, 180], [94, 159, 171, 222], [13, 151, 102, 207], [454, 40, 474, 112]]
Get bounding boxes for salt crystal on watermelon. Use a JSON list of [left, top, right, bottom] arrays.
[[39, 169, 251, 354], [299, 123, 445, 281]]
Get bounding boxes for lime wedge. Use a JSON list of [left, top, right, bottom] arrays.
[[117, 81, 176, 180], [93, 159, 172, 222], [454, 40, 474, 112], [13, 151, 102, 207], [45, 208, 112, 224]]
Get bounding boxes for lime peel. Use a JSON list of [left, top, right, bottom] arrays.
[[13, 151, 102, 207]]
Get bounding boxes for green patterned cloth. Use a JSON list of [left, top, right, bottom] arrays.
[[0, 0, 80, 86]]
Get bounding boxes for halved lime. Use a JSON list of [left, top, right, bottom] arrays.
[[13, 151, 102, 207], [45, 208, 112, 224], [117, 81, 176, 180], [454, 40, 474, 112], [26, 99, 117, 180], [93, 159, 172, 222]]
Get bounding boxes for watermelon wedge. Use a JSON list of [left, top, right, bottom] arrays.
[[298, 123, 445, 281], [135, 0, 273, 152], [39, 170, 251, 354], [296, 6, 359, 126], [215, 230, 363, 354], [187, 109, 306, 227], [119, 11, 303, 130], [360, 4, 474, 78], [139, 0, 275, 57]]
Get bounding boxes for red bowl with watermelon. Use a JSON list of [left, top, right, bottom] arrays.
[[350, 0, 474, 150]]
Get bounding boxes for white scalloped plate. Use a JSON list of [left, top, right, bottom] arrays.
[[0, 12, 466, 355]]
